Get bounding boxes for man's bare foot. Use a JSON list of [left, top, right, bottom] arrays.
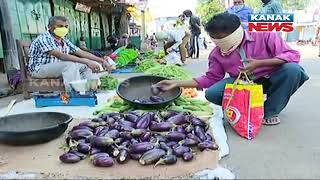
[[263, 116, 280, 125]]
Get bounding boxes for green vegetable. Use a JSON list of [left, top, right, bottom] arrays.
[[157, 50, 165, 59], [143, 50, 157, 59], [116, 49, 139, 67], [100, 76, 119, 90], [145, 64, 192, 80], [134, 59, 160, 72]]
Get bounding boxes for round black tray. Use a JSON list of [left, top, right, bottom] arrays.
[[0, 112, 73, 145], [117, 75, 182, 109]]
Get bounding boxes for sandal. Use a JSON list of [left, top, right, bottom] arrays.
[[263, 116, 281, 126]]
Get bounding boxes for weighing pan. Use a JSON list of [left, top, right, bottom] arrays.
[[0, 112, 73, 145], [117, 75, 182, 109]]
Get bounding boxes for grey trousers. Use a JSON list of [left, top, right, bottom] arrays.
[[204, 63, 309, 119]]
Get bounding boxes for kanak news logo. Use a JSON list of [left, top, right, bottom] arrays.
[[248, 14, 294, 32]]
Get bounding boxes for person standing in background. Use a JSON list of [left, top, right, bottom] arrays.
[[183, 10, 201, 59], [226, 0, 253, 30], [176, 14, 191, 64], [260, 0, 283, 14]]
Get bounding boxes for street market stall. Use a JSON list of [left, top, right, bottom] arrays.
[[0, 53, 232, 179]]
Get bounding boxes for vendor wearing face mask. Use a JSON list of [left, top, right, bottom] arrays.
[[226, 0, 253, 30], [28, 16, 114, 89], [157, 13, 309, 126]]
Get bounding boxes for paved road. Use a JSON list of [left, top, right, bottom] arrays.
[[185, 57, 320, 179]]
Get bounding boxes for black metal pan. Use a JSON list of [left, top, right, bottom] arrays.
[[0, 112, 72, 145], [117, 75, 182, 109]]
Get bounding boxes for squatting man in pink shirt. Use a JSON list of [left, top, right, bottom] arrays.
[[157, 13, 309, 125]]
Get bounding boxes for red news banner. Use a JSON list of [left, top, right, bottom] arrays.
[[248, 14, 294, 32]]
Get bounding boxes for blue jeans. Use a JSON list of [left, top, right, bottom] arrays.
[[205, 63, 309, 119]]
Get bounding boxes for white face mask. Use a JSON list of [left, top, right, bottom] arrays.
[[212, 25, 244, 56], [234, 4, 244, 11]]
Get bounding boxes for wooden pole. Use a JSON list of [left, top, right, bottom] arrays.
[[0, 0, 19, 79]]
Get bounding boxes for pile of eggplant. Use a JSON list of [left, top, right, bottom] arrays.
[[59, 111, 218, 167]]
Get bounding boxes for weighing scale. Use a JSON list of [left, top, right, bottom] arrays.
[[33, 90, 98, 108]]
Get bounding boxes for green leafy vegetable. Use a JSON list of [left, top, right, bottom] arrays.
[[134, 59, 160, 72], [100, 76, 119, 90]]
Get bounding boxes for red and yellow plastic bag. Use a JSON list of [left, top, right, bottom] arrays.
[[222, 72, 264, 140]]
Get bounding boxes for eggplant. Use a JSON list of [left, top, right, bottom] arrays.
[[90, 152, 110, 159], [182, 152, 193, 161], [79, 121, 99, 129], [130, 129, 147, 138], [135, 113, 152, 129], [59, 153, 81, 163], [166, 141, 178, 147], [161, 111, 179, 120], [115, 137, 124, 144], [195, 126, 207, 141], [119, 119, 136, 128], [179, 138, 199, 147], [117, 149, 129, 164], [164, 132, 186, 141], [100, 113, 110, 120], [160, 142, 173, 155], [77, 143, 91, 154], [139, 149, 166, 165], [90, 136, 114, 147], [130, 153, 142, 160], [78, 139, 88, 144], [105, 145, 120, 157], [90, 147, 102, 155], [154, 154, 177, 167], [151, 85, 162, 95], [150, 95, 165, 103], [191, 117, 207, 127], [112, 116, 122, 122], [119, 132, 133, 140], [106, 112, 121, 117], [122, 126, 135, 132], [150, 122, 173, 132], [97, 128, 110, 137], [121, 140, 131, 148], [129, 142, 154, 154], [173, 146, 190, 157], [198, 141, 219, 151], [70, 129, 93, 140], [106, 117, 116, 124], [94, 126, 105, 136], [140, 132, 152, 142], [185, 124, 195, 133], [130, 139, 139, 145], [105, 129, 120, 139], [69, 150, 87, 160], [155, 135, 167, 143], [91, 117, 104, 122], [72, 125, 93, 132], [175, 126, 186, 134], [167, 114, 187, 125], [205, 133, 213, 141], [187, 133, 201, 143], [124, 114, 139, 123], [92, 156, 114, 167]]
